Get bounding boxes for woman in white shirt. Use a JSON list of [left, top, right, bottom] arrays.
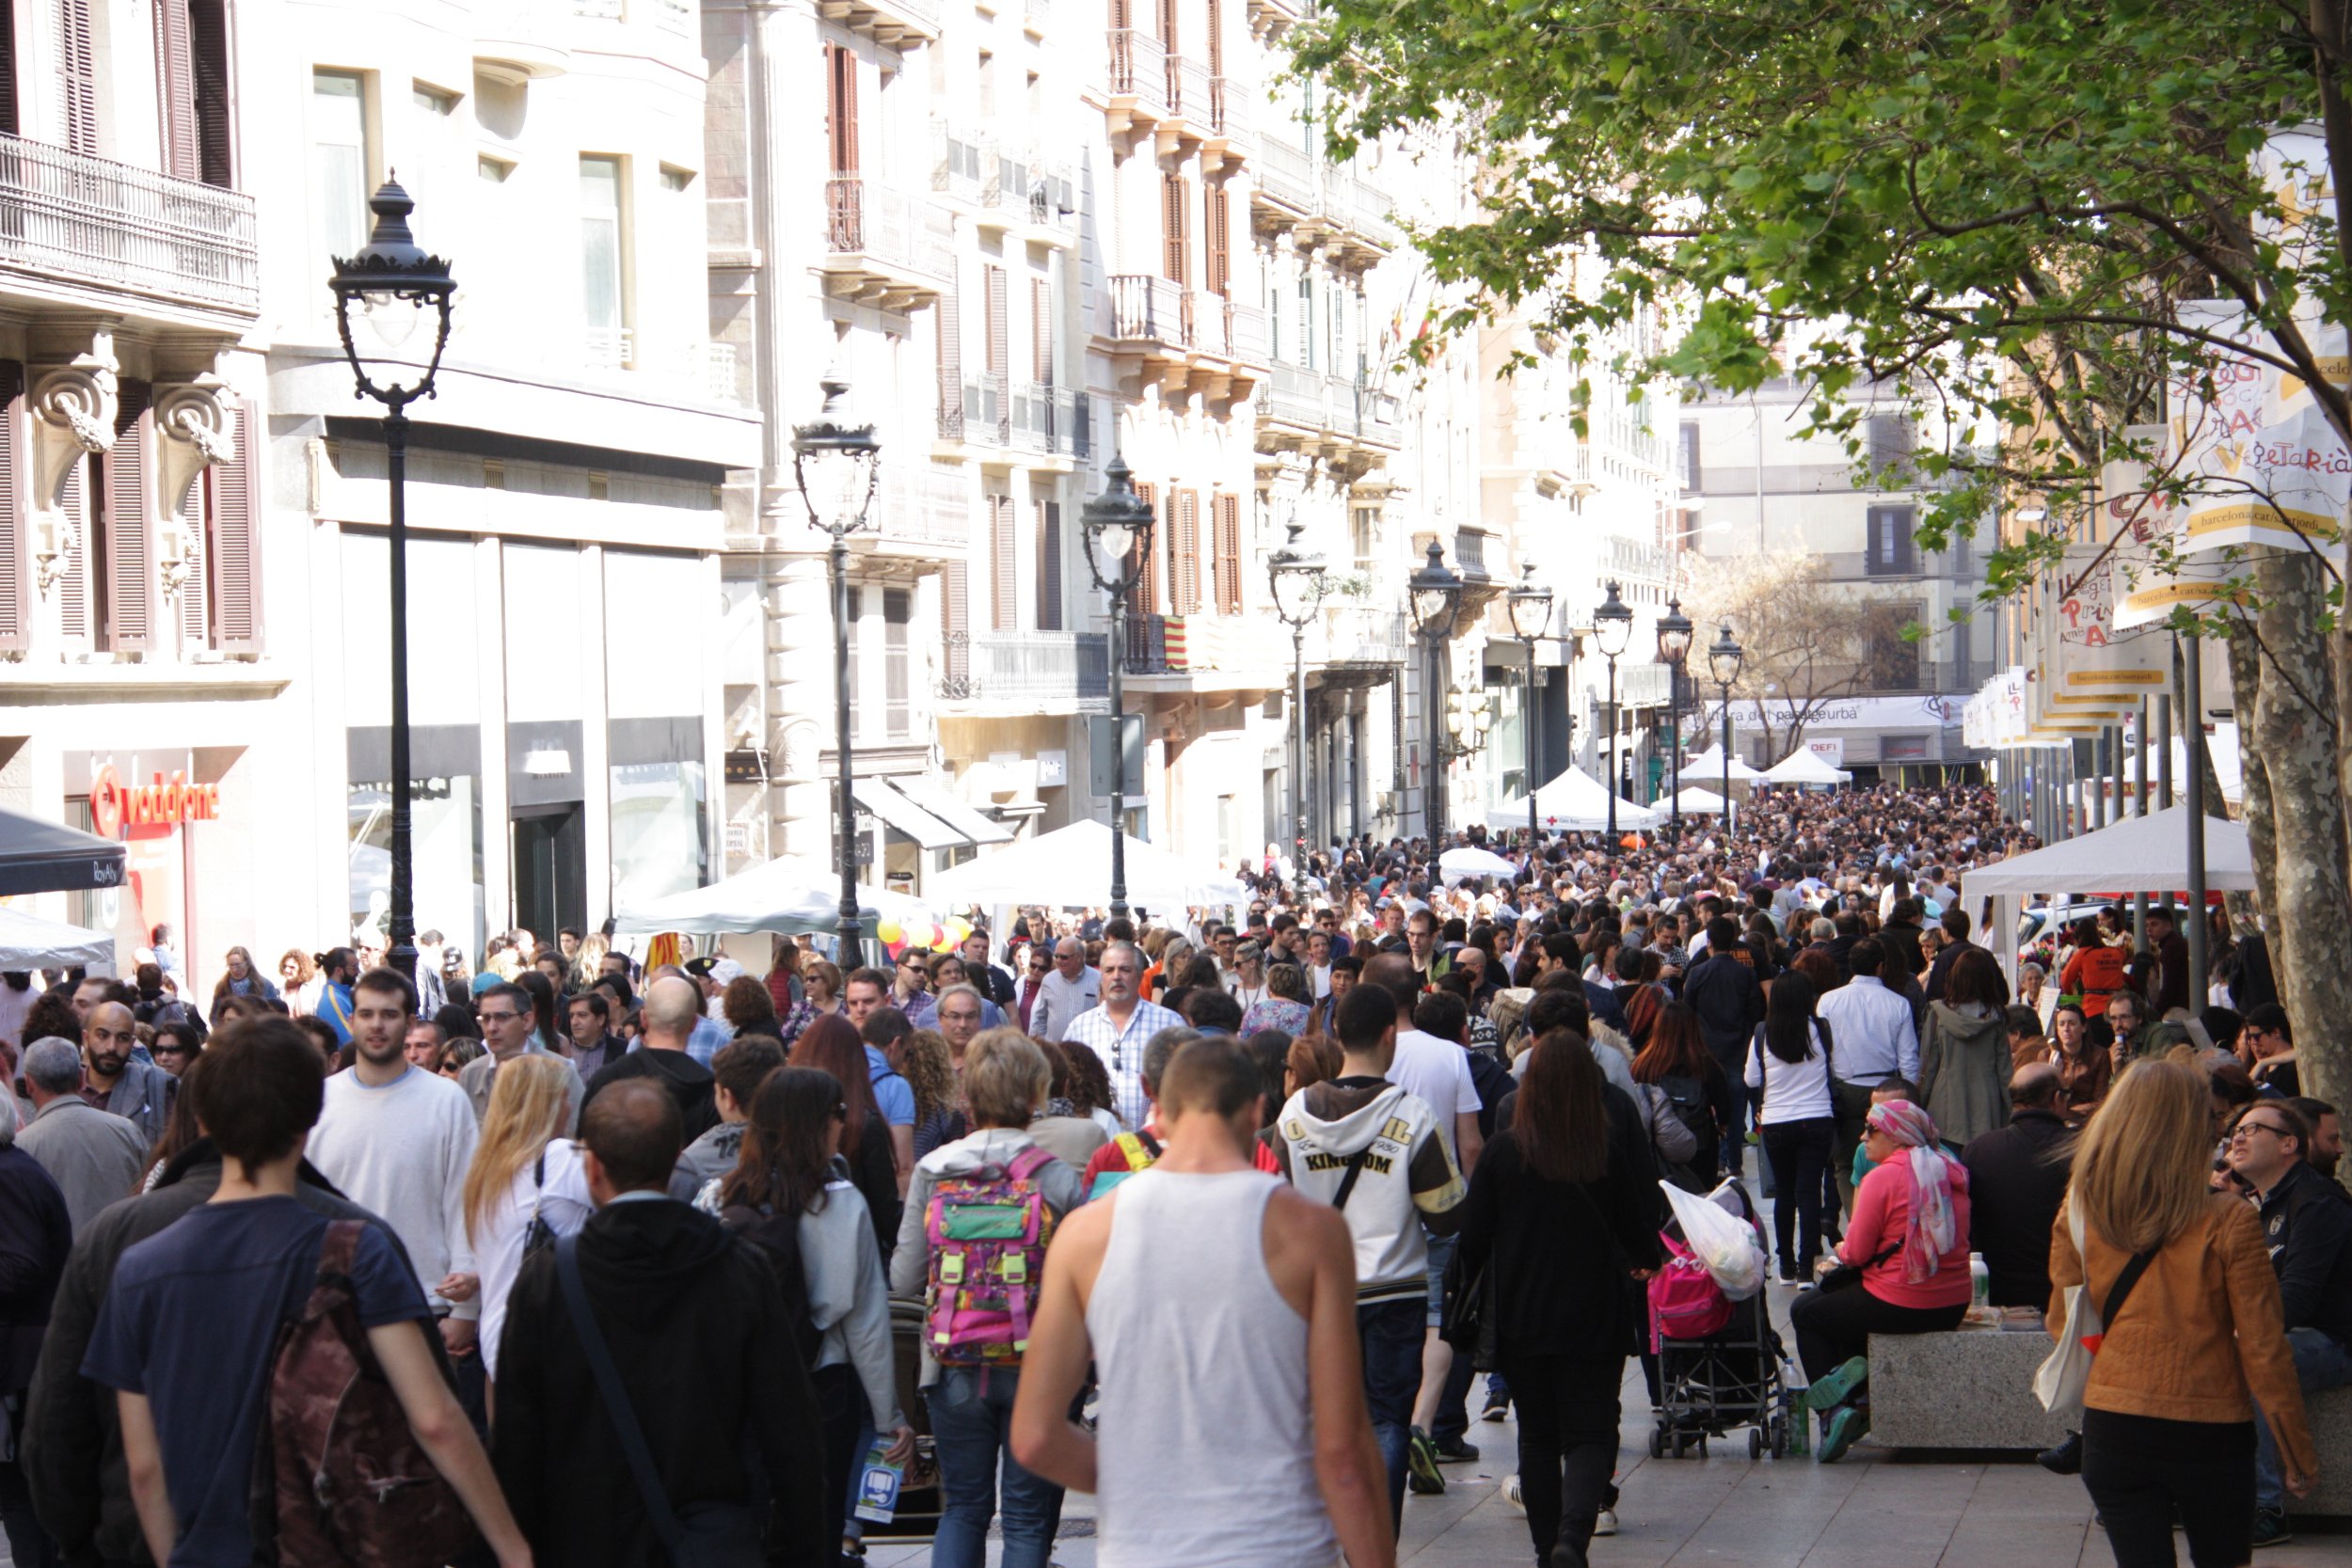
[[1744, 969, 1838, 1283], [460, 1053, 595, 1383]]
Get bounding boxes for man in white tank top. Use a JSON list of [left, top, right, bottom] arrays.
[[1009, 1036, 1395, 1568]]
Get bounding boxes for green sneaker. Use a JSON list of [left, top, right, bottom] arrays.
[[2253, 1510, 2295, 1548], [1804, 1355, 1870, 1412], [1818, 1404, 1869, 1464], [1406, 1426, 1446, 1495]]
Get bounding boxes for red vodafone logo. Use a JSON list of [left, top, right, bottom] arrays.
[[91, 766, 220, 840]]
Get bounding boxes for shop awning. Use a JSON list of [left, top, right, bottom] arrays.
[[0, 808, 126, 896], [890, 776, 1014, 845], [850, 779, 965, 850]]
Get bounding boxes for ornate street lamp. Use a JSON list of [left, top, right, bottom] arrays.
[[1657, 595, 1694, 840], [1406, 541, 1464, 847], [1267, 517, 1327, 907], [330, 179, 456, 989], [1708, 622, 1745, 832], [1506, 563, 1554, 853], [1592, 579, 1633, 839], [791, 371, 882, 972], [1082, 457, 1156, 921]]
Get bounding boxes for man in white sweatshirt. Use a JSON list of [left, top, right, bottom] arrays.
[[307, 968, 483, 1354]]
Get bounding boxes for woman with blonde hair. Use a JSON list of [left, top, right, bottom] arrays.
[[2050, 1058, 2313, 1565], [277, 948, 322, 1016], [460, 1053, 594, 1382], [567, 929, 610, 991]]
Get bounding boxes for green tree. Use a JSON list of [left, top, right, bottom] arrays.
[[1289, 0, 2352, 1093]]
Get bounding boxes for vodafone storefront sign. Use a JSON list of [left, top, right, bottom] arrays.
[[90, 766, 222, 840]]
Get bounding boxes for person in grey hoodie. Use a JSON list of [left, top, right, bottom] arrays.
[[889, 1029, 1085, 1568], [668, 1035, 782, 1200], [697, 1064, 911, 1561]]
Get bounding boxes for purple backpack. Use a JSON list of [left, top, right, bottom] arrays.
[[924, 1146, 1058, 1366]]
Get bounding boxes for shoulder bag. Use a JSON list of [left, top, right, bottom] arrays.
[[2033, 1203, 2158, 1425], [555, 1235, 763, 1567]]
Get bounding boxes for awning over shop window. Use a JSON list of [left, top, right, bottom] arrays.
[[891, 776, 1014, 845], [0, 808, 127, 896], [850, 779, 966, 850]]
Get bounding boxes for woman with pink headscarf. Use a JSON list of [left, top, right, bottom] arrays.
[[1788, 1098, 1974, 1461]]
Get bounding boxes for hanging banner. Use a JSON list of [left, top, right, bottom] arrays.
[[2170, 298, 2352, 556], [2055, 541, 2169, 697]]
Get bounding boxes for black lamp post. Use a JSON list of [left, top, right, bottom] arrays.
[[791, 371, 882, 974], [1657, 595, 1693, 840], [1505, 563, 1554, 853], [330, 179, 455, 989], [1592, 579, 1633, 839], [1708, 622, 1744, 832], [1267, 517, 1327, 908], [1083, 458, 1156, 921], [1406, 540, 1464, 849]]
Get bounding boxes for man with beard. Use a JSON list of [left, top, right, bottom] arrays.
[[79, 1002, 174, 1147]]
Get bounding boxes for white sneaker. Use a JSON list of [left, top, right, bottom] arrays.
[[1502, 1474, 1523, 1513], [1593, 1507, 1618, 1537]]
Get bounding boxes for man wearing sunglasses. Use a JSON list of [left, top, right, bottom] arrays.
[[2226, 1100, 2352, 1546]]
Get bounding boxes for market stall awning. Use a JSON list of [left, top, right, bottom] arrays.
[[612, 854, 935, 937], [0, 808, 125, 896], [1961, 807, 2256, 899], [1680, 747, 1768, 783], [850, 779, 965, 850], [1438, 846, 1518, 883], [1672, 785, 1728, 815], [1485, 766, 1662, 834], [1762, 749, 1853, 785], [0, 907, 116, 974], [890, 775, 1014, 845], [927, 818, 1248, 911]]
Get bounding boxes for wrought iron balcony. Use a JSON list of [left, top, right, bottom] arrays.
[[1013, 383, 1088, 456], [1107, 29, 1170, 126], [822, 176, 952, 308], [0, 134, 258, 317], [941, 629, 1109, 703], [1108, 275, 1192, 350]]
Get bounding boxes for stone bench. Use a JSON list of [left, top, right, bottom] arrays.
[[1864, 1328, 2352, 1517]]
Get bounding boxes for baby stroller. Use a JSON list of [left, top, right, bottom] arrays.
[[1647, 1180, 1801, 1461]]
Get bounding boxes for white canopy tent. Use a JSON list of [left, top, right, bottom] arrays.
[[0, 907, 115, 974], [1438, 846, 1518, 884], [1961, 807, 2255, 991], [611, 854, 935, 937], [1763, 749, 1853, 785], [1671, 785, 1728, 816], [926, 818, 1249, 911], [1680, 747, 1768, 784], [1486, 766, 1662, 835]]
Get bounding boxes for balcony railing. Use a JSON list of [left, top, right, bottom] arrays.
[[1324, 606, 1408, 666], [1013, 383, 1088, 456], [823, 175, 953, 284], [1454, 529, 1489, 576], [1167, 56, 1214, 122], [1256, 137, 1316, 212], [583, 325, 634, 370], [873, 466, 970, 546], [962, 371, 1011, 446], [1124, 610, 1168, 673], [936, 366, 964, 440], [1108, 275, 1191, 348], [1108, 29, 1170, 118], [943, 629, 1109, 702], [1209, 76, 1250, 137], [1267, 361, 1326, 426], [0, 134, 260, 314], [1226, 301, 1270, 365], [932, 120, 986, 203]]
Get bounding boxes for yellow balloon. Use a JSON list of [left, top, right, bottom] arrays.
[[946, 916, 974, 944], [876, 919, 903, 944]]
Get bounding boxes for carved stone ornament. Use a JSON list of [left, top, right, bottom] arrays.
[[153, 378, 237, 531], [30, 350, 119, 517]]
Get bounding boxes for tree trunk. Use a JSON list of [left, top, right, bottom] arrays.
[[2254, 549, 2352, 1105], [2224, 626, 2269, 944]]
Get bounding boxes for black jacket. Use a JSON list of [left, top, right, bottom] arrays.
[[585, 1047, 720, 1143], [1455, 1086, 1666, 1357], [1924, 937, 1979, 1004], [24, 1142, 407, 1567], [1682, 952, 1766, 1068], [2258, 1159, 2352, 1347], [1958, 1109, 2073, 1309], [492, 1198, 828, 1568], [0, 1146, 70, 1393]]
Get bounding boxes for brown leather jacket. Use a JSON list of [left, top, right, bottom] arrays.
[[2049, 1192, 2314, 1480]]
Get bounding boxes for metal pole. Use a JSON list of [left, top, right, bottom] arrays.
[[2184, 632, 2210, 1006], [2158, 641, 2176, 925], [1109, 593, 1129, 921], [385, 406, 416, 988], [1292, 624, 1308, 907], [1426, 635, 1445, 847], [833, 531, 865, 973], [1669, 664, 1682, 840], [2133, 697, 2150, 952], [1606, 656, 1619, 839], [2094, 727, 2111, 830], [1720, 684, 1733, 836], [1525, 636, 1540, 853]]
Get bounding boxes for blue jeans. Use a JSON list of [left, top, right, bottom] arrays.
[[924, 1365, 1062, 1568], [1359, 1298, 1426, 1529], [2254, 1327, 2352, 1511]]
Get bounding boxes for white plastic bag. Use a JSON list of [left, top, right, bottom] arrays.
[[2035, 1203, 2097, 1421], [1661, 1180, 1767, 1301]]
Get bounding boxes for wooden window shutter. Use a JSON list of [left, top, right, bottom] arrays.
[[211, 396, 260, 653], [1035, 499, 1062, 631], [990, 495, 1018, 631], [1109, 0, 1129, 29], [1157, 0, 1177, 51], [827, 45, 858, 173], [935, 273, 961, 435], [1204, 185, 1230, 297], [0, 362, 22, 651], [942, 561, 969, 685], [1169, 488, 1200, 614], [1207, 0, 1222, 72], [104, 388, 154, 653], [179, 469, 207, 646], [1128, 481, 1158, 619], [985, 265, 1008, 375], [56, 461, 87, 644], [154, 0, 199, 182], [57, 0, 95, 153], [190, 0, 231, 187], [1031, 277, 1054, 385], [0, 0, 19, 137], [1216, 492, 1242, 613], [1162, 175, 1188, 284]]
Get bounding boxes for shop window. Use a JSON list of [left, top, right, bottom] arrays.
[[311, 71, 371, 282]]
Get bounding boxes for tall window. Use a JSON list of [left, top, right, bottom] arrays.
[[311, 72, 369, 268], [580, 155, 627, 366], [1866, 504, 1916, 577], [883, 588, 912, 737]]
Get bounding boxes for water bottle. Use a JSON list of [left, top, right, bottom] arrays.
[[1969, 1251, 1990, 1310]]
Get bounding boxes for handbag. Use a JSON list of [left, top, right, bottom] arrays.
[[1814, 1242, 1899, 1295], [1439, 1247, 1499, 1370], [2033, 1203, 2157, 1426], [555, 1236, 763, 1567]]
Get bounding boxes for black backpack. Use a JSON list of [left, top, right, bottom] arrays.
[[717, 1201, 824, 1370], [1657, 1073, 1708, 1138]]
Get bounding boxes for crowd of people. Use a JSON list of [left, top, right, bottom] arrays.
[[0, 780, 2333, 1568]]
